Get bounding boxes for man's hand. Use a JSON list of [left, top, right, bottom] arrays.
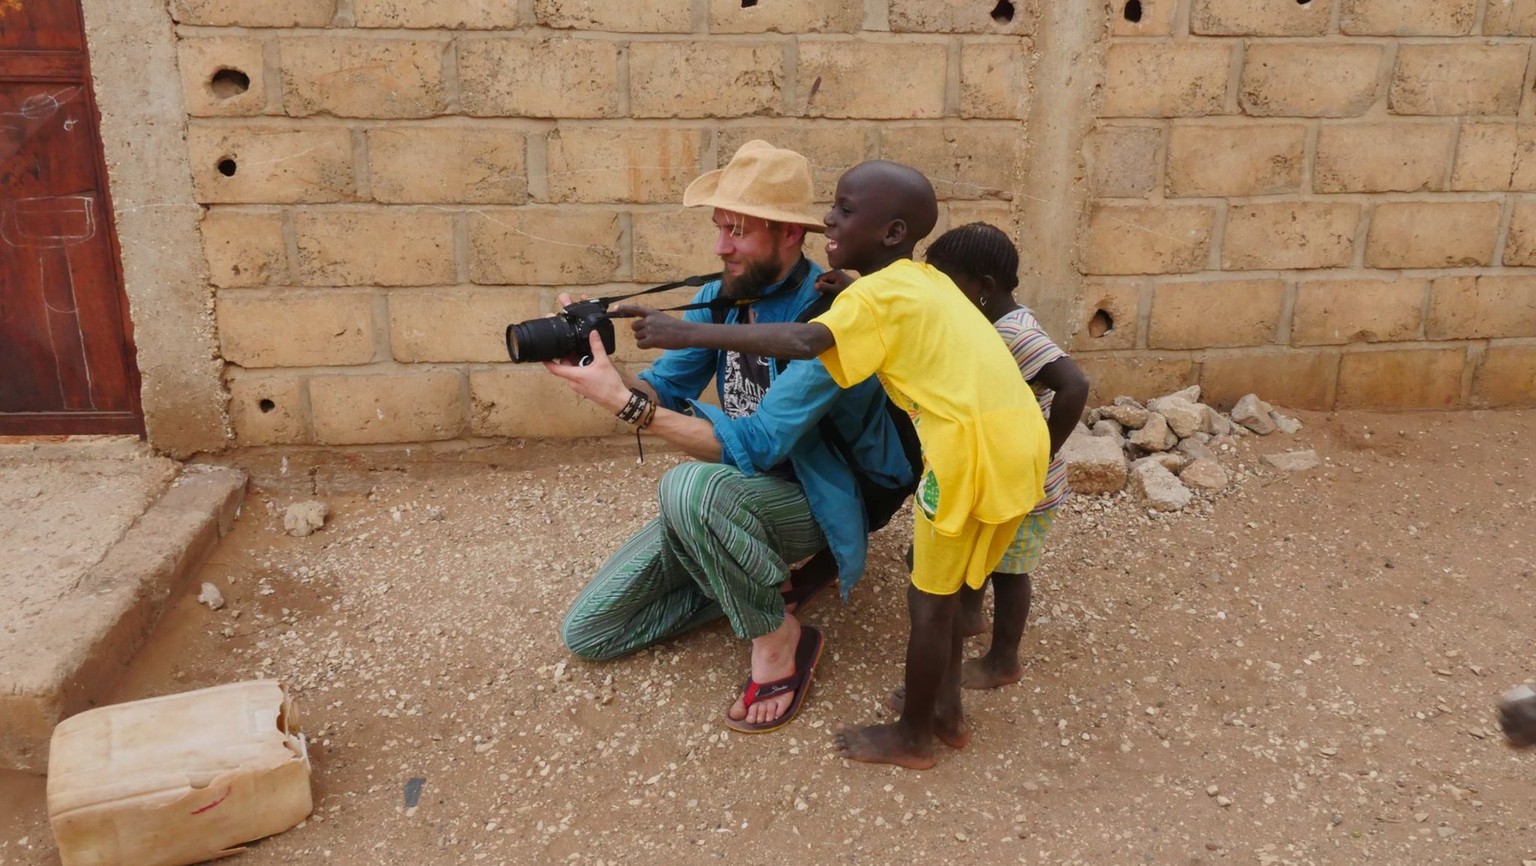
[[619, 306, 698, 350], [814, 269, 855, 295], [543, 331, 630, 413]]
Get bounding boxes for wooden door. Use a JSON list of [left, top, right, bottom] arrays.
[[0, 0, 142, 435]]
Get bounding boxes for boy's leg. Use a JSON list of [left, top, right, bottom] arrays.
[[962, 571, 1031, 689], [957, 582, 988, 638]]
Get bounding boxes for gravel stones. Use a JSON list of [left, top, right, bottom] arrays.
[[1129, 413, 1178, 453], [283, 501, 330, 537], [197, 582, 225, 610], [1263, 450, 1320, 472], [1100, 404, 1150, 429], [1130, 461, 1192, 512], [1232, 394, 1277, 435], [1179, 458, 1230, 490]]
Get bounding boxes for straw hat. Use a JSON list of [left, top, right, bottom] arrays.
[[683, 140, 825, 232]]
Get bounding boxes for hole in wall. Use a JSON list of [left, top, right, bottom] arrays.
[[991, 0, 1015, 23], [217, 158, 238, 177], [1124, 0, 1143, 23], [209, 68, 251, 99], [741, 0, 758, 6], [1088, 309, 1114, 338], [258, 398, 276, 413], [1296, 0, 1311, 4]]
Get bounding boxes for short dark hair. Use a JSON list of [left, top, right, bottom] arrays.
[[924, 222, 1019, 292]]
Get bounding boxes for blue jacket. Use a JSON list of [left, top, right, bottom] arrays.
[[638, 259, 914, 598]]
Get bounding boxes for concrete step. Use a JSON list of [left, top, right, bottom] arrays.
[[0, 455, 246, 773]]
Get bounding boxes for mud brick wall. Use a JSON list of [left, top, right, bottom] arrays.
[[171, 0, 1038, 446], [1075, 0, 1536, 412]]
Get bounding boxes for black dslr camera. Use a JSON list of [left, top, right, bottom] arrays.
[[505, 299, 616, 365]]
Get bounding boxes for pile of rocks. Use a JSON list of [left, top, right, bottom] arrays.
[[1060, 388, 1304, 512]]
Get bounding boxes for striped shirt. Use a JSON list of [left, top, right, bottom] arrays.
[[995, 306, 1069, 513]]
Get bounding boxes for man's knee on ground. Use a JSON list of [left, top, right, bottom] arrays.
[[560, 609, 622, 662]]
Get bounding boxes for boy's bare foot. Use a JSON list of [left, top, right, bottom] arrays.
[[833, 722, 936, 770], [960, 657, 1024, 690], [956, 610, 988, 638], [882, 688, 970, 748]]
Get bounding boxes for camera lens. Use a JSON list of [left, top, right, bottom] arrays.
[[506, 317, 579, 363]]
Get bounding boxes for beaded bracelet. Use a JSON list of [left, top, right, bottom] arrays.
[[616, 388, 656, 462]]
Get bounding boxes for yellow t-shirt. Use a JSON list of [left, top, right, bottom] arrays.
[[812, 259, 1050, 535]]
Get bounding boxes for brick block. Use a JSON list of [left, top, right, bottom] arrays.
[[225, 373, 309, 445], [1473, 346, 1536, 407], [1364, 201, 1500, 268], [368, 127, 527, 204], [294, 209, 456, 287], [545, 127, 707, 203], [1451, 123, 1536, 191], [938, 201, 1015, 238], [1166, 123, 1305, 197], [353, 0, 518, 28], [1427, 275, 1536, 339], [1340, 0, 1475, 35], [1083, 204, 1216, 275], [708, 0, 861, 33], [458, 37, 620, 119], [1198, 350, 1339, 410], [1070, 280, 1142, 351], [1315, 122, 1454, 193], [1485, 0, 1536, 35], [178, 37, 266, 117], [470, 369, 623, 438], [959, 42, 1033, 120], [1505, 200, 1536, 266], [1389, 44, 1527, 116], [389, 287, 543, 363], [1147, 279, 1285, 349], [1074, 354, 1196, 405], [170, 0, 334, 26], [1336, 349, 1465, 409], [880, 125, 1019, 201], [1291, 278, 1427, 346], [217, 292, 376, 368], [630, 42, 785, 118], [1191, 0, 1330, 35], [187, 123, 354, 204], [797, 40, 948, 119], [202, 209, 288, 288], [890, 0, 1035, 34], [1111, 0, 1178, 36], [1102, 43, 1232, 118], [468, 209, 621, 285], [310, 371, 466, 444], [716, 125, 869, 201], [534, 0, 692, 32], [632, 210, 728, 283], [1222, 203, 1361, 271], [280, 37, 446, 119], [1084, 124, 1161, 198], [1241, 44, 1383, 118]]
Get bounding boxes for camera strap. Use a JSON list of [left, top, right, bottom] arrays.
[[596, 257, 813, 318]]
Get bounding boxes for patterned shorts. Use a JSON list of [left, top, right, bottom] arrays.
[[993, 508, 1057, 575]]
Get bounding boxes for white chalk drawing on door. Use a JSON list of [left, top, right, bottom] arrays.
[[2, 194, 101, 408]]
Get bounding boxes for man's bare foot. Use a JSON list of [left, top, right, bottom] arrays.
[[833, 722, 936, 770], [960, 656, 1024, 690], [728, 616, 800, 727], [882, 688, 969, 749]]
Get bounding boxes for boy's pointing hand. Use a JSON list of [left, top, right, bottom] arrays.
[[619, 307, 696, 350]]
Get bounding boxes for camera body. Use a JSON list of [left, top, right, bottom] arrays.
[[506, 299, 616, 365]]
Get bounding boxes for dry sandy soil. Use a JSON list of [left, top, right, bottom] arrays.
[[3, 409, 1533, 866]]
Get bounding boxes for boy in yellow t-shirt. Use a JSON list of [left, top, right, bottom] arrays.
[[624, 160, 1051, 770]]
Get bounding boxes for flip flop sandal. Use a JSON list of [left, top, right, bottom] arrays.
[[724, 625, 824, 734]]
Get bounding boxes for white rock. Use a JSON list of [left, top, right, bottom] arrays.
[[1061, 428, 1129, 494], [1091, 418, 1124, 439], [1272, 412, 1303, 434], [1130, 461, 1192, 511], [1129, 413, 1178, 452], [1100, 403, 1150, 429], [197, 582, 225, 610], [1133, 453, 1189, 474], [284, 500, 330, 537], [1207, 408, 1234, 437], [1180, 458, 1230, 490], [1174, 437, 1214, 462], [1167, 385, 1201, 404], [1231, 394, 1277, 435], [1263, 450, 1320, 472], [1147, 397, 1205, 439]]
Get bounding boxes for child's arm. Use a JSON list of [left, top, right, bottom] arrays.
[[621, 307, 835, 360], [1029, 356, 1090, 457]]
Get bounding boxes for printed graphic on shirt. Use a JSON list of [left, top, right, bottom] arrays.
[[916, 469, 940, 519], [721, 350, 771, 419]]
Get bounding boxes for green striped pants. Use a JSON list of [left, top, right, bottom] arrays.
[[560, 462, 827, 661]]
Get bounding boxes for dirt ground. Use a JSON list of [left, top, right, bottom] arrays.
[[3, 409, 1534, 866]]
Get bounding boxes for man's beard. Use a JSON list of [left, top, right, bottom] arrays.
[[720, 255, 787, 299]]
